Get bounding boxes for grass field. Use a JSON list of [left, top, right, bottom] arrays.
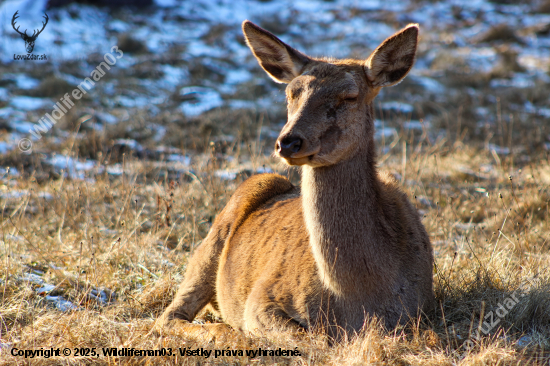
[[2, 0, 550, 364], [2, 125, 550, 364]]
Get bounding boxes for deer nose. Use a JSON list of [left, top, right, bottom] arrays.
[[277, 136, 303, 158]]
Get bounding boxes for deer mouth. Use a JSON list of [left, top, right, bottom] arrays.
[[281, 156, 312, 166], [278, 146, 321, 166]]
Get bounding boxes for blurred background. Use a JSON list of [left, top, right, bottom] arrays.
[[0, 0, 550, 181]]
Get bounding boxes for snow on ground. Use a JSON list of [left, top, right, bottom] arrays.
[[0, 0, 549, 179]]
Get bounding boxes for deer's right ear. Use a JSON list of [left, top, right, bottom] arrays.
[[242, 20, 310, 84]]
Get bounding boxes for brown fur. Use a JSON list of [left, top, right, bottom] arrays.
[[156, 21, 434, 341]]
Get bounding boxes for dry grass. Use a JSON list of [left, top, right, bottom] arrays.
[[1, 125, 550, 365], [3, 0, 550, 363]]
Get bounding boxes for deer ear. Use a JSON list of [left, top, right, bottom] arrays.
[[365, 24, 419, 87], [242, 20, 310, 84]]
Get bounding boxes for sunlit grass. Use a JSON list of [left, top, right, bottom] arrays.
[[1, 127, 550, 364]]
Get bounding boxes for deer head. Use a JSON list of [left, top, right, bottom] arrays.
[[242, 20, 418, 168], [12, 10, 49, 54]]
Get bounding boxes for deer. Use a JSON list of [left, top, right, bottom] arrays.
[[12, 10, 49, 54], [155, 20, 434, 342]]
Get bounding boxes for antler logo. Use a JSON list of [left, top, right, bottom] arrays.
[[12, 10, 49, 54]]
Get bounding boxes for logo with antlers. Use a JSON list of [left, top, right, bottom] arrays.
[[12, 10, 49, 54]]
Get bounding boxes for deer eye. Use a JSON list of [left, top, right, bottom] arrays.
[[343, 92, 359, 102]]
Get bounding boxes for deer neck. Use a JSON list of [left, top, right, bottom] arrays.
[[301, 133, 387, 297]]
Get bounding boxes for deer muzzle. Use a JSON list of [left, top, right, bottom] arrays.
[[277, 136, 303, 158], [275, 133, 321, 166]]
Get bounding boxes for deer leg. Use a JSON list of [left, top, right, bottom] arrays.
[[155, 223, 230, 330], [243, 284, 305, 336]]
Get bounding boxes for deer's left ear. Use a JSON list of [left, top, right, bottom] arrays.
[[364, 24, 418, 88]]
